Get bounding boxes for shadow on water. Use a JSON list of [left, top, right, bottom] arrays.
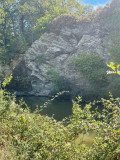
[[17, 96, 73, 121], [17, 96, 103, 121]]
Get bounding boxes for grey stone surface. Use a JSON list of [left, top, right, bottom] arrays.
[[24, 18, 110, 96], [24, 0, 120, 96]]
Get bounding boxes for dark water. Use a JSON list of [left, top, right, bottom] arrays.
[[17, 96, 103, 121], [17, 96, 73, 121]]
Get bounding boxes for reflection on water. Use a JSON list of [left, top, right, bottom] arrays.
[[17, 96, 73, 121]]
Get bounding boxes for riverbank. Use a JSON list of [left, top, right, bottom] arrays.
[[0, 88, 120, 159]]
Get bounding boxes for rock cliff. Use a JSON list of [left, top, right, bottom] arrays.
[[12, 0, 120, 98]]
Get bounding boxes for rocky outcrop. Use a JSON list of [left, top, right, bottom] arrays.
[[14, 0, 120, 97], [25, 24, 109, 96]]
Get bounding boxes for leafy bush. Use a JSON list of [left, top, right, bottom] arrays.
[[73, 53, 108, 86], [0, 75, 120, 159], [72, 53, 108, 99], [0, 89, 120, 159]]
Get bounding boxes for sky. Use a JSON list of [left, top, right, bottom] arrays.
[[82, 0, 111, 9]]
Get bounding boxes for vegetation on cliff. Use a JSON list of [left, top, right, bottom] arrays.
[[72, 53, 108, 99]]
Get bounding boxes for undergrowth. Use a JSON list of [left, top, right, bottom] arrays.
[[0, 77, 120, 159]]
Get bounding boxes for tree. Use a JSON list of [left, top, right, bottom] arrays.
[[0, 0, 93, 65]]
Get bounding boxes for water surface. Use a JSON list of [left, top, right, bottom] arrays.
[[17, 96, 73, 121]]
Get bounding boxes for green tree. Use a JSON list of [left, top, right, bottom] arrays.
[[0, 0, 93, 65], [34, 0, 92, 39], [0, 0, 26, 64]]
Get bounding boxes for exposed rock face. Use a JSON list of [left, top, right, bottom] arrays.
[[25, 26, 108, 96], [23, 0, 119, 96]]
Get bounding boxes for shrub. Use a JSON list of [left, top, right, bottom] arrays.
[[36, 54, 46, 65], [72, 53, 108, 99], [0, 90, 120, 159], [73, 53, 108, 86], [0, 75, 120, 159]]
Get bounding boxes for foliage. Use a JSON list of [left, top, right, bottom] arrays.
[[2, 74, 13, 88], [109, 35, 120, 65], [47, 69, 59, 81], [107, 62, 120, 75], [47, 69, 60, 93], [0, 0, 92, 65], [106, 8, 120, 65], [105, 7, 120, 97], [107, 62, 120, 97], [108, 75, 120, 97], [73, 53, 108, 87], [72, 53, 108, 99], [33, 0, 92, 37], [36, 54, 46, 66], [0, 87, 120, 159], [109, 31, 120, 65]]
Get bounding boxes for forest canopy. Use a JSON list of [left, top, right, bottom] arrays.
[[0, 0, 92, 65]]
